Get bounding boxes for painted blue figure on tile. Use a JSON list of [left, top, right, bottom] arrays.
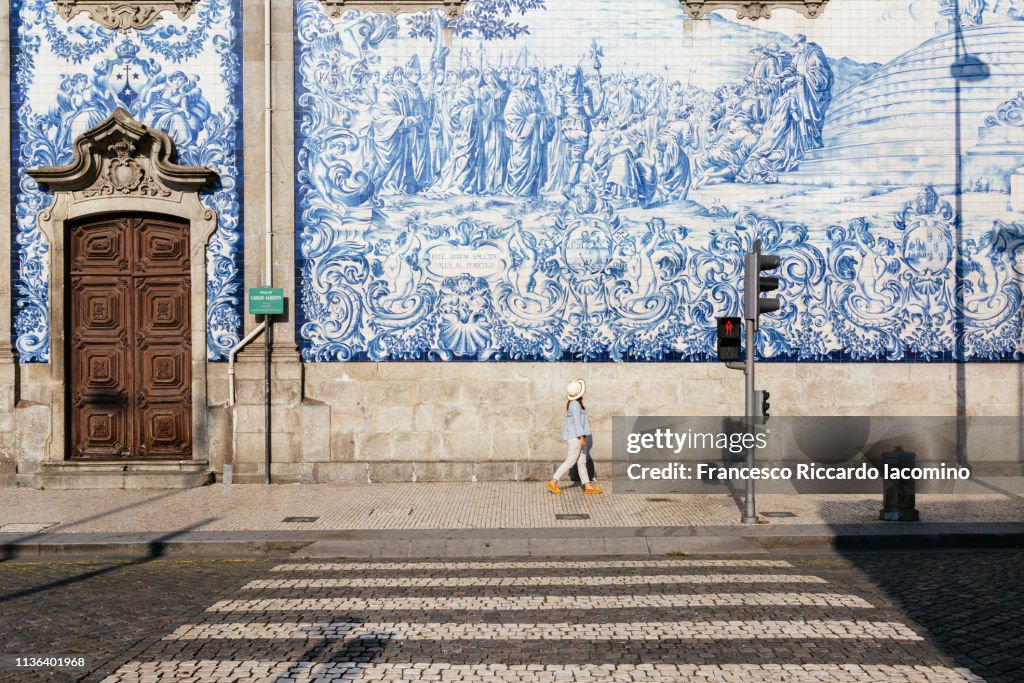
[[373, 66, 421, 195], [504, 67, 555, 196], [148, 72, 212, 146], [433, 67, 484, 195]]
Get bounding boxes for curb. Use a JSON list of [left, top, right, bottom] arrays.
[[2, 524, 1023, 559]]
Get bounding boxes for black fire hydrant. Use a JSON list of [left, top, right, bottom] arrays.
[[879, 446, 920, 522]]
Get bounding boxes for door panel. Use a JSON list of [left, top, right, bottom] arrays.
[[69, 217, 131, 274], [134, 218, 190, 276], [68, 214, 192, 460]]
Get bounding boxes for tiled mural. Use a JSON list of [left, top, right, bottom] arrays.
[[292, 0, 1024, 362], [294, 0, 1024, 362], [10, 0, 244, 362]]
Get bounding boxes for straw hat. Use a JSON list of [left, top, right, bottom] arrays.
[[566, 379, 586, 400]]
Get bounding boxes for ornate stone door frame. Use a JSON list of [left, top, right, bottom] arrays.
[[28, 108, 218, 465]]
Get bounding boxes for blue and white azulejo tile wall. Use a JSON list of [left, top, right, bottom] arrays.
[[9, 0, 244, 362], [294, 0, 1024, 363]]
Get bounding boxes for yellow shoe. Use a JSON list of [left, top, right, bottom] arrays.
[[547, 481, 561, 495], [584, 484, 603, 494]]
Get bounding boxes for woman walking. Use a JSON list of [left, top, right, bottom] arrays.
[[548, 379, 603, 494]]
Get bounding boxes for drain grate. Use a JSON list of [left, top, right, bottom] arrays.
[[282, 516, 319, 523], [646, 498, 672, 502], [556, 513, 591, 521], [760, 511, 796, 518]]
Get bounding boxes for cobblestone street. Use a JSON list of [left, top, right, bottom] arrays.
[[1, 550, 1021, 682]]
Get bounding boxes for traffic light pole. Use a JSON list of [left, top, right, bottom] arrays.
[[742, 320, 757, 524]]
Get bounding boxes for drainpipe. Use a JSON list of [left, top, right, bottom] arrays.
[[227, 321, 267, 405]]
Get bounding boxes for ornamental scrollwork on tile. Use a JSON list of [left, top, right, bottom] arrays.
[[319, 0, 467, 18], [680, 0, 829, 20], [51, 0, 201, 33], [984, 92, 1024, 128]]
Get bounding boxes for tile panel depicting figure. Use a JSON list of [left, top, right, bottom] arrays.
[[294, 0, 1024, 363]]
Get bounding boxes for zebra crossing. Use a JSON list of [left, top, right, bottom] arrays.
[[100, 558, 984, 682]]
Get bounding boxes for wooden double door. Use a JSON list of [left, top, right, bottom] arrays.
[[68, 214, 192, 460]]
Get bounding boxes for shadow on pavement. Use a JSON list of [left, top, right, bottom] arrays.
[[815, 497, 1024, 683], [0, 519, 215, 605]]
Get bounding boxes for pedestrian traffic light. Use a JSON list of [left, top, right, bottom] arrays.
[[716, 316, 742, 362], [744, 239, 781, 328], [755, 389, 770, 422]]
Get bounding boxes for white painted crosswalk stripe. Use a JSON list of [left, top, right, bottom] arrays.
[[96, 559, 989, 682], [271, 559, 795, 571], [163, 619, 923, 642], [100, 661, 985, 682], [207, 592, 874, 612], [244, 573, 827, 589]]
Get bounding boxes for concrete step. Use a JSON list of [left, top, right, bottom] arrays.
[[34, 460, 214, 490]]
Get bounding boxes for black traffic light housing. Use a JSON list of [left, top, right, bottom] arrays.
[[755, 389, 770, 422], [716, 317, 742, 362], [744, 239, 781, 329]]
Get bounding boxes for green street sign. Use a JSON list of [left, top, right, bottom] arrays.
[[248, 287, 284, 315]]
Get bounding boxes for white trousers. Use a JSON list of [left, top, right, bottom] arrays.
[[553, 438, 590, 484]]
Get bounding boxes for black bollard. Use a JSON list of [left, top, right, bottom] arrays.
[[879, 446, 920, 522]]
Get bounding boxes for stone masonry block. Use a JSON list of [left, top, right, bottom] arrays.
[[306, 377, 363, 405], [271, 362, 303, 381], [234, 380, 265, 405], [364, 405, 415, 432], [307, 462, 369, 483], [464, 380, 529, 404], [394, 431, 441, 461], [271, 405, 302, 434], [368, 462, 415, 482], [15, 404, 51, 462], [362, 380, 420, 405], [376, 363, 443, 380], [232, 405, 266, 433], [330, 430, 357, 462], [233, 432, 265, 466], [516, 461, 554, 481], [411, 461, 476, 482], [329, 406, 363, 433], [482, 404, 534, 433], [474, 461, 517, 481], [356, 431, 393, 461], [299, 405, 331, 462], [492, 431, 531, 460], [418, 379, 462, 403], [436, 405, 480, 432], [442, 432, 492, 461], [411, 404, 434, 431], [270, 379, 303, 405]]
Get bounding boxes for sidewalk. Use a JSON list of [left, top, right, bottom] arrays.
[[1, 481, 1023, 559]]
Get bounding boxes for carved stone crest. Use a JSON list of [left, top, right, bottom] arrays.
[[27, 108, 217, 199], [320, 0, 467, 18], [680, 0, 829, 20], [81, 139, 172, 198], [52, 1, 201, 33]]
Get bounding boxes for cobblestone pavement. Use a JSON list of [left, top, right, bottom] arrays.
[[1, 482, 1024, 534], [2, 550, 1022, 682]]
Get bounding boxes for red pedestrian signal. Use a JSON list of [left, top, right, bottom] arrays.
[[716, 316, 742, 361]]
